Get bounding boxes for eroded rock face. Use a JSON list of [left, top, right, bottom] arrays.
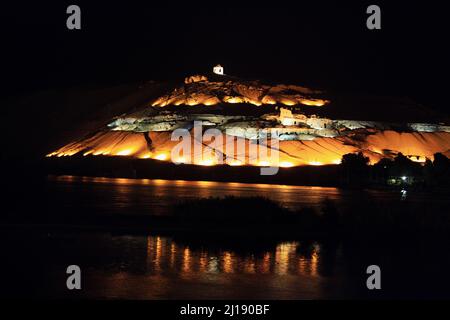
[[152, 75, 329, 107], [48, 129, 450, 165], [47, 73, 450, 166]]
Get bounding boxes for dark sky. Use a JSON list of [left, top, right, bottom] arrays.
[[0, 1, 448, 113]]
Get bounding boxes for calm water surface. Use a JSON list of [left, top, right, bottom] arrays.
[[2, 175, 449, 299], [44, 175, 433, 216], [2, 230, 450, 299]]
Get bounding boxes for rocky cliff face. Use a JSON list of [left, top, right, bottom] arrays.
[[46, 73, 450, 166], [48, 129, 450, 166], [151, 73, 329, 107]]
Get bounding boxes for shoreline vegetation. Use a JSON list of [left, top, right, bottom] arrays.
[[2, 194, 450, 241], [42, 151, 450, 190]]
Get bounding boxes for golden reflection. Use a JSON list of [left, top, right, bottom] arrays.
[[297, 243, 320, 277], [275, 242, 298, 275], [222, 252, 234, 274], [174, 179, 187, 186], [194, 180, 218, 187], [310, 251, 319, 277], [182, 247, 191, 273], [261, 252, 271, 274], [113, 177, 134, 185], [298, 257, 306, 274], [199, 252, 208, 273], [155, 236, 162, 272], [91, 176, 110, 183], [146, 236, 155, 270], [152, 179, 169, 186], [142, 237, 322, 278], [244, 256, 256, 274], [170, 242, 176, 268]]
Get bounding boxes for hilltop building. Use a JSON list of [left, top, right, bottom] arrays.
[[213, 64, 224, 75]]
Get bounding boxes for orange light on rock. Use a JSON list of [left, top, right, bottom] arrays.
[[116, 149, 134, 156], [139, 153, 152, 159], [223, 96, 245, 104], [299, 99, 328, 106], [228, 159, 243, 166], [280, 161, 294, 167], [280, 98, 296, 106], [93, 149, 109, 156], [154, 153, 168, 161], [174, 156, 187, 164], [199, 159, 215, 166]]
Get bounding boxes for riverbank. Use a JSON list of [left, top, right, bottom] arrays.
[[40, 155, 449, 192], [44, 155, 342, 187]]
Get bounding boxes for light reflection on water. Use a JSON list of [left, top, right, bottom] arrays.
[[144, 237, 319, 278], [28, 175, 450, 299], [78, 234, 331, 299], [47, 175, 348, 215], [3, 228, 450, 299], [46, 175, 433, 217]]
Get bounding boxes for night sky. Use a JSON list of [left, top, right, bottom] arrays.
[[0, 2, 448, 114]]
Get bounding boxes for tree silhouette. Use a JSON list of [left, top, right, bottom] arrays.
[[432, 152, 450, 187], [340, 152, 370, 186], [390, 153, 421, 178]]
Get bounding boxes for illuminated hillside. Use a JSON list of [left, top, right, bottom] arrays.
[[151, 72, 329, 107], [47, 66, 450, 167]]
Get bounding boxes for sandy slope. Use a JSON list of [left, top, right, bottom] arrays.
[[49, 130, 450, 166]]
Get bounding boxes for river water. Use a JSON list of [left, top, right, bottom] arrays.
[[44, 175, 427, 216], [1, 175, 449, 298]]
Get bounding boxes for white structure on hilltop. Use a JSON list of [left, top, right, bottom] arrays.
[[213, 64, 224, 75]]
